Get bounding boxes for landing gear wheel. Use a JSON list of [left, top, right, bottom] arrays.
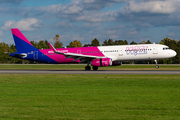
[[155, 65, 159, 69], [85, 66, 91, 71], [93, 66, 98, 71], [154, 60, 159, 69]]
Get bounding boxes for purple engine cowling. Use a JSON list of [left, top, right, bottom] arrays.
[[91, 58, 122, 67], [91, 58, 112, 67]]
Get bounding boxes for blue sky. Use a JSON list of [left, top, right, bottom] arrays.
[[0, 0, 180, 46]]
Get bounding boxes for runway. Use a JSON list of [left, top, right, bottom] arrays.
[[0, 70, 179, 75]]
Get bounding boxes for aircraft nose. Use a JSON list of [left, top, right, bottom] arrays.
[[172, 50, 177, 57]]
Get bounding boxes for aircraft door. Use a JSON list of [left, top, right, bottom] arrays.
[[118, 48, 123, 56], [153, 45, 158, 54], [34, 51, 38, 59], [77, 50, 81, 54]]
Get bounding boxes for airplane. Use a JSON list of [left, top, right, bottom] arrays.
[[10, 28, 177, 70]]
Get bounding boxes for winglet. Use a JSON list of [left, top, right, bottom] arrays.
[[48, 43, 64, 55], [48, 43, 57, 52]]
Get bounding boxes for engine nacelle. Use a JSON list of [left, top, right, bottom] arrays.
[[91, 58, 112, 67], [112, 61, 122, 66]]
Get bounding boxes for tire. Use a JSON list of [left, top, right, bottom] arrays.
[[155, 65, 159, 69], [93, 66, 98, 71], [85, 66, 91, 70]]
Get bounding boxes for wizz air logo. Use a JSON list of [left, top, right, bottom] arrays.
[[126, 46, 148, 56]]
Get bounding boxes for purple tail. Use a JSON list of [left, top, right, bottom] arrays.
[[11, 28, 37, 52]]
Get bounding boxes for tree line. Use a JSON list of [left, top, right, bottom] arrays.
[[1, 34, 180, 64]]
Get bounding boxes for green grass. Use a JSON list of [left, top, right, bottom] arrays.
[[0, 74, 180, 119], [0, 64, 180, 70]]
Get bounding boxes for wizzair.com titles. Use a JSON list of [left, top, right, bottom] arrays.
[[48, 50, 68, 53]]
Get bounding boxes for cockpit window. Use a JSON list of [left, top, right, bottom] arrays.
[[163, 47, 171, 50]]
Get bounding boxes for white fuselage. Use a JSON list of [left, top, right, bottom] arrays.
[[98, 44, 176, 62]]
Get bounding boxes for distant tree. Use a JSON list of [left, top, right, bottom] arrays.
[[124, 40, 128, 45], [10, 44, 16, 52], [138, 40, 146, 44], [44, 40, 50, 49], [114, 40, 128, 45], [102, 39, 128, 46], [176, 40, 180, 64], [139, 40, 152, 44], [146, 39, 152, 44], [114, 40, 124, 45], [102, 39, 114, 46], [30, 41, 38, 48], [84, 44, 91, 47], [91, 38, 100, 46], [38, 41, 45, 49], [30, 40, 50, 49], [0, 44, 4, 63], [160, 37, 179, 64], [37, 40, 50, 49], [68, 40, 82, 48], [130, 41, 137, 45], [160, 37, 174, 46], [0, 43, 15, 63], [53, 34, 63, 48], [102, 40, 108, 46], [54, 41, 63, 48], [107, 39, 114, 45], [9, 44, 22, 63]]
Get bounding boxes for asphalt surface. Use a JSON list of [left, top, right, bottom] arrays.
[[0, 70, 179, 75]]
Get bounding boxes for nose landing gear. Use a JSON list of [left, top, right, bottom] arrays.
[[154, 60, 159, 69]]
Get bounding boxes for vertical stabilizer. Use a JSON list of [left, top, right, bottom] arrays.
[[11, 28, 37, 52]]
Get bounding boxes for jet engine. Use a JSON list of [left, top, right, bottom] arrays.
[[91, 58, 112, 67], [91, 58, 122, 67]]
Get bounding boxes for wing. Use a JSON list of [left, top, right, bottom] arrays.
[[48, 43, 106, 62]]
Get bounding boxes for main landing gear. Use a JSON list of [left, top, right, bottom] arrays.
[[85, 62, 91, 70], [85, 66, 99, 71], [85, 61, 98, 71], [92, 66, 98, 70], [85, 66, 91, 70], [154, 60, 159, 69]]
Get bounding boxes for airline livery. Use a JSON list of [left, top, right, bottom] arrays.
[[10, 28, 177, 70]]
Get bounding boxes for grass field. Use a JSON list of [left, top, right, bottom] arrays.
[[0, 64, 180, 70], [0, 74, 180, 119]]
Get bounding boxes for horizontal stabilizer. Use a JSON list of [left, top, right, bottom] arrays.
[[10, 52, 27, 58]]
